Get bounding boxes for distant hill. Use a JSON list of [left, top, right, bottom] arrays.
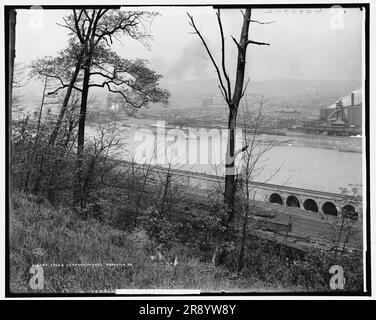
[[160, 78, 362, 109], [247, 79, 361, 97], [15, 77, 362, 117]]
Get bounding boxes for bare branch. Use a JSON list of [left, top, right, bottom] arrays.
[[187, 12, 229, 102], [218, 84, 227, 101], [231, 35, 240, 48], [90, 81, 146, 109], [94, 12, 142, 47], [249, 19, 276, 25], [216, 9, 231, 99], [47, 84, 82, 95], [247, 40, 270, 46], [73, 9, 84, 43]]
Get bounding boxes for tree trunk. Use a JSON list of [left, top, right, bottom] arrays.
[[32, 154, 44, 194], [49, 54, 83, 146], [74, 56, 91, 207], [82, 155, 97, 207], [224, 9, 251, 220], [237, 207, 248, 273], [159, 167, 171, 218], [136, 162, 152, 215], [24, 77, 48, 193], [189, 8, 266, 267], [238, 172, 250, 273], [224, 106, 238, 222], [64, 120, 75, 147]]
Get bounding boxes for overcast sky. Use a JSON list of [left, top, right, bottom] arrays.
[[15, 6, 364, 83]]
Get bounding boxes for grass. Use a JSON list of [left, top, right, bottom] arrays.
[[10, 192, 301, 294]]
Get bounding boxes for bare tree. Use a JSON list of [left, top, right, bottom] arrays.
[[23, 76, 48, 193], [80, 127, 122, 208], [236, 97, 282, 271], [134, 142, 160, 215], [153, 140, 188, 219], [326, 185, 361, 256], [187, 8, 272, 223]]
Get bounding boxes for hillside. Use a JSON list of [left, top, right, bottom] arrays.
[[10, 192, 293, 293], [159, 78, 361, 108]]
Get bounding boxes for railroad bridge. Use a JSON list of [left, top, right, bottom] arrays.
[[127, 162, 362, 221]]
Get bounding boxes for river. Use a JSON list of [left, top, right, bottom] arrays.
[[86, 121, 363, 195]]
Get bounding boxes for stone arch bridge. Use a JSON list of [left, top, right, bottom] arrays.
[[126, 162, 362, 221]]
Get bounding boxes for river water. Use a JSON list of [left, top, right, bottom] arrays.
[[86, 122, 363, 195]]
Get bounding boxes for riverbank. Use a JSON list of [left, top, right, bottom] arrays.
[[261, 132, 362, 153], [88, 115, 362, 153]]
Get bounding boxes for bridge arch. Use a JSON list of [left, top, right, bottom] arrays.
[[303, 199, 318, 212], [286, 195, 300, 208], [322, 201, 338, 216], [269, 193, 283, 205], [342, 204, 358, 220]]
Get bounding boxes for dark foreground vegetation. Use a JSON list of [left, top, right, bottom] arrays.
[[10, 114, 363, 293], [10, 191, 363, 293]]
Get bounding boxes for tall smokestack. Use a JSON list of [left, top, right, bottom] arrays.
[[351, 92, 355, 106]]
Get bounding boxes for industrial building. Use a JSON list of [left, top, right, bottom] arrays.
[[319, 90, 362, 128]]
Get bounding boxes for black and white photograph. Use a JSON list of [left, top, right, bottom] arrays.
[[3, 1, 372, 298]]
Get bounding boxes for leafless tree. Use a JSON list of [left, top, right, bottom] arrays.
[[134, 143, 160, 215], [187, 8, 272, 224], [153, 140, 188, 219], [236, 97, 282, 271], [23, 76, 48, 193], [326, 186, 361, 256]]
